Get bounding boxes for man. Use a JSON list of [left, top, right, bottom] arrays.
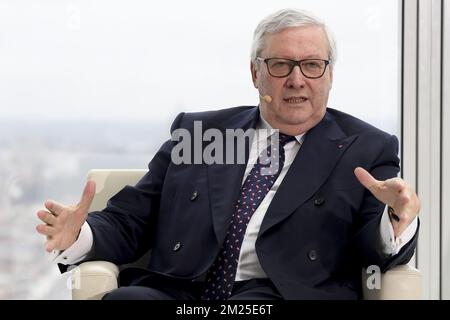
[[36, 9, 420, 300]]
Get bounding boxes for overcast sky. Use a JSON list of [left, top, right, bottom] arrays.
[[0, 0, 400, 134]]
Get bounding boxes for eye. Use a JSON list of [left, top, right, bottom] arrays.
[[271, 61, 290, 69], [303, 61, 321, 69]]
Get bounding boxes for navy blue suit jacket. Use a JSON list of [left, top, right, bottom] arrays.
[[84, 106, 418, 299]]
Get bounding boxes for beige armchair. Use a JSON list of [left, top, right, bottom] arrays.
[[71, 169, 422, 300]]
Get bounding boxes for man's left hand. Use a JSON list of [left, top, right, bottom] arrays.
[[354, 167, 420, 237]]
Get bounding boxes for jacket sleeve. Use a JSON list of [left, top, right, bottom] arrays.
[[354, 134, 419, 272], [82, 113, 185, 265]]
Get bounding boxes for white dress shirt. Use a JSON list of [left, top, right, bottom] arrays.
[[53, 112, 418, 282]]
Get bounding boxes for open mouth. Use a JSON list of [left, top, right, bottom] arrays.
[[283, 97, 308, 103]]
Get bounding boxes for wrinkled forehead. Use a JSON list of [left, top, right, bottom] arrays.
[[261, 26, 330, 59]]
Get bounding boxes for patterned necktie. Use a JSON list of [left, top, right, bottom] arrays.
[[201, 132, 295, 300]]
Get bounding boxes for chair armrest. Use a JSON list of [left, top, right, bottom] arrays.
[[362, 264, 422, 300], [71, 261, 119, 300], [71, 262, 421, 299]]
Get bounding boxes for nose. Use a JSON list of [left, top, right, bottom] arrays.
[[285, 65, 307, 89]]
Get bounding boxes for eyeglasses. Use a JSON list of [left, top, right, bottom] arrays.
[[256, 57, 330, 79]]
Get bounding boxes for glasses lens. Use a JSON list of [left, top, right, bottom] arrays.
[[300, 60, 326, 78], [267, 59, 293, 77]]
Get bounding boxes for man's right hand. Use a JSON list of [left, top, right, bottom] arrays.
[[36, 180, 96, 253]]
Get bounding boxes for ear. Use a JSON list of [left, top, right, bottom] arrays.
[[328, 67, 333, 90], [250, 61, 258, 88]]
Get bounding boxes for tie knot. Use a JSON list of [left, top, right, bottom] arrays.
[[278, 133, 296, 146]]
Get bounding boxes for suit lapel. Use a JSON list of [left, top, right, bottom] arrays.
[[207, 107, 259, 244], [259, 112, 358, 236]]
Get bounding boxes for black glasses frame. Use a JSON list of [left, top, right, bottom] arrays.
[[256, 57, 330, 79]]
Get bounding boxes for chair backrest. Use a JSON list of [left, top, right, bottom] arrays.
[[87, 169, 148, 212]]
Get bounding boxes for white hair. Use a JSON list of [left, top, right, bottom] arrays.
[[250, 8, 337, 65]]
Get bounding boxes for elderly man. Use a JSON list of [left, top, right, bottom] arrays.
[[36, 8, 420, 300]]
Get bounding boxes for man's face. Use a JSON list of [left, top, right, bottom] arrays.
[[251, 26, 333, 133]]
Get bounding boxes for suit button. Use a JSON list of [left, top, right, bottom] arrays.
[[308, 250, 318, 261], [173, 242, 182, 252], [190, 191, 199, 201], [314, 197, 325, 206]]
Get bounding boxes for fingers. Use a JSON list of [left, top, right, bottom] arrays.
[[354, 167, 379, 190], [384, 177, 406, 193], [44, 200, 65, 216], [37, 182, 95, 253], [391, 207, 407, 223], [78, 180, 96, 211], [42, 180, 95, 218], [390, 207, 415, 237], [45, 239, 58, 253], [36, 224, 57, 236], [398, 186, 420, 212], [399, 189, 411, 205], [37, 210, 56, 225]]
